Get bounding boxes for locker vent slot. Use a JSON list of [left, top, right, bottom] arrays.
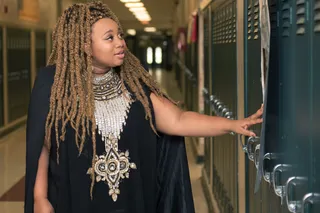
[[270, 0, 278, 38], [233, 2, 236, 42], [216, 13, 219, 44], [217, 11, 221, 44], [219, 11, 223, 43], [213, 15, 217, 44], [8, 37, 31, 49], [296, 0, 306, 35], [225, 7, 229, 43], [228, 6, 232, 43], [253, 0, 260, 40], [281, 0, 291, 37], [220, 11, 223, 44], [223, 9, 227, 43], [315, 0, 320, 33], [247, 3, 252, 40]]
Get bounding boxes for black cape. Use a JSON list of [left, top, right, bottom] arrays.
[[24, 65, 195, 213]]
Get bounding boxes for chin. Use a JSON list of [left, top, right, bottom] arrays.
[[114, 61, 124, 67]]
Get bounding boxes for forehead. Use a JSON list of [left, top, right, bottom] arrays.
[[92, 18, 119, 34]]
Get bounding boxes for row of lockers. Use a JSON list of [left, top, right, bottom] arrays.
[[0, 27, 47, 128], [177, 0, 320, 212]]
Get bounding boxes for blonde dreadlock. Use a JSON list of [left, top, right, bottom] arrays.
[[45, 1, 167, 198]]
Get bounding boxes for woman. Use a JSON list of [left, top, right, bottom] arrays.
[[25, 1, 263, 213]]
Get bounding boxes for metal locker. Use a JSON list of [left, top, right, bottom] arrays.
[[304, 1, 320, 213], [35, 31, 47, 72], [210, 1, 238, 212], [203, 6, 212, 184], [7, 28, 31, 122], [244, 0, 263, 212]]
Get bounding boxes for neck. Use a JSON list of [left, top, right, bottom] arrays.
[[92, 65, 112, 77]]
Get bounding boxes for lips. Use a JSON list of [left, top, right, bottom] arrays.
[[115, 50, 125, 55], [115, 51, 125, 59]]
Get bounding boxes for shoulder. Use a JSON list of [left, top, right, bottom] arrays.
[[30, 65, 56, 102], [31, 65, 56, 94], [34, 65, 56, 87]]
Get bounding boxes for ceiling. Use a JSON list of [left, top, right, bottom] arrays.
[[72, 0, 178, 31]]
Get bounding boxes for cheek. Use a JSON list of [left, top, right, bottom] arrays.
[[92, 43, 113, 58]]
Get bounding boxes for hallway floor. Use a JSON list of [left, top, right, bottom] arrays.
[[0, 69, 208, 213]]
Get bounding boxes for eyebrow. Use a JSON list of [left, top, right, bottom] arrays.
[[103, 29, 113, 36], [103, 28, 122, 36]]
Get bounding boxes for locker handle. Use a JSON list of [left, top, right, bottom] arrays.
[[208, 96, 235, 134], [246, 136, 260, 161], [221, 107, 229, 117], [302, 193, 320, 213], [262, 153, 279, 183], [254, 144, 260, 169], [272, 164, 293, 205], [209, 94, 215, 102], [202, 88, 209, 95], [217, 104, 225, 114], [224, 111, 233, 119], [286, 176, 308, 213], [210, 100, 222, 112], [212, 98, 221, 106]]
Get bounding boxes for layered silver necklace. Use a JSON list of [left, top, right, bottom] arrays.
[[87, 69, 136, 202]]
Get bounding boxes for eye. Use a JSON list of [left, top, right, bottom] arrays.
[[105, 35, 114, 41], [118, 33, 124, 39]]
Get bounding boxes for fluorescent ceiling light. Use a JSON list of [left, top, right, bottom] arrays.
[[129, 7, 146, 12], [135, 15, 151, 19], [135, 15, 151, 21], [127, 29, 136, 36], [134, 11, 150, 16], [120, 0, 140, 2], [144, 27, 156, 32], [125, 2, 144, 7], [133, 11, 149, 16], [137, 18, 151, 22]]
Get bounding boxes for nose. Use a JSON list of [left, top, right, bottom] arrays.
[[116, 37, 125, 48]]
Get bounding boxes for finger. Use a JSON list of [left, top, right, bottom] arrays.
[[246, 118, 263, 127], [247, 109, 263, 120], [251, 108, 263, 120], [240, 128, 256, 137]]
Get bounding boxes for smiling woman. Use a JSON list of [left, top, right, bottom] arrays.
[[24, 1, 195, 213]]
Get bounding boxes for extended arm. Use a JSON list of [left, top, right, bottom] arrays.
[[151, 93, 263, 137]]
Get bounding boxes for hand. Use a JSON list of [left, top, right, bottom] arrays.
[[231, 104, 264, 137], [34, 198, 54, 213]]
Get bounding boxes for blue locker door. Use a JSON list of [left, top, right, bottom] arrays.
[[274, 3, 297, 212], [244, 0, 263, 212], [283, 1, 312, 212], [7, 28, 31, 122], [203, 7, 212, 183], [308, 0, 320, 212]]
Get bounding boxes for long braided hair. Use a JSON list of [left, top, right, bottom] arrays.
[[45, 1, 165, 198]]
